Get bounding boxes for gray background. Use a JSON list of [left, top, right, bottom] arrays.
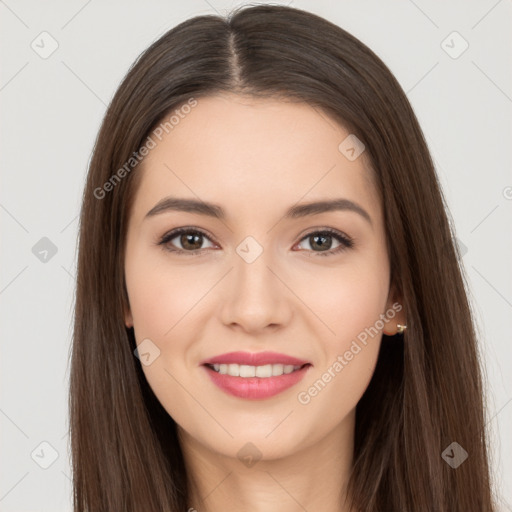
[[1, 0, 511, 510]]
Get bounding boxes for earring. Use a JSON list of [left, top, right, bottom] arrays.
[[396, 323, 407, 334]]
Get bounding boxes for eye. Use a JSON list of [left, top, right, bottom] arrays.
[[157, 227, 354, 257], [158, 227, 216, 255], [295, 228, 354, 257]]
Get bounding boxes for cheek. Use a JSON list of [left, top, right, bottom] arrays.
[[295, 259, 389, 404], [125, 247, 212, 339], [125, 254, 205, 422], [295, 259, 389, 345], [125, 249, 216, 404]]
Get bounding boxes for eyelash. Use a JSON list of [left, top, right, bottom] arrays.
[[157, 227, 354, 257]]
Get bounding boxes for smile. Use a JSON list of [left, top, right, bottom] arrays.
[[208, 363, 303, 378], [202, 363, 312, 400]]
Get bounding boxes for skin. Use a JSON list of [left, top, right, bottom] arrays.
[[123, 93, 406, 512]]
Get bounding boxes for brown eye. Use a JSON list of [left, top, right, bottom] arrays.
[[296, 229, 354, 257], [307, 233, 333, 251], [177, 232, 203, 251], [159, 228, 215, 254], [158, 227, 354, 257]]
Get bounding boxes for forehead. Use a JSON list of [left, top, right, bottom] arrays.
[[132, 93, 380, 222]]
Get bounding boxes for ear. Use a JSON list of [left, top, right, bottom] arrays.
[[123, 300, 133, 328], [122, 280, 133, 328], [382, 285, 406, 336]]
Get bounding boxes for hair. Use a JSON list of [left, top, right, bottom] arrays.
[[69, 4, 497, 511]]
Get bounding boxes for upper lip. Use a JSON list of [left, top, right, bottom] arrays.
[[200, 351, 311, 367]]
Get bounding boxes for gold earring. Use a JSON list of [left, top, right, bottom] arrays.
[[396, 323, 407, 334]]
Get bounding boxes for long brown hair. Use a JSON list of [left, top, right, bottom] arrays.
[[69, 4, 497, 511]]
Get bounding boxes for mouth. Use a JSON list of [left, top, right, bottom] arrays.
[[205, 362, 310, 378], [200, 350, 311, 368], [201, 362, 312, 400]]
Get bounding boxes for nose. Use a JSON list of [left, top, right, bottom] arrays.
[[219, 245, 293, 334]]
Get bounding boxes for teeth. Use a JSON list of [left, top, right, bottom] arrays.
[[211, 363, 302, 378]]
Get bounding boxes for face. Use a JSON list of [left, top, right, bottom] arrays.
[[123, 93, 404, 462]]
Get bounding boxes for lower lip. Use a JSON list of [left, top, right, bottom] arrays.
[[202, 364, 312, 400]]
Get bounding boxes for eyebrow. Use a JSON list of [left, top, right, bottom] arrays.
[[145, 196, 372, 226]]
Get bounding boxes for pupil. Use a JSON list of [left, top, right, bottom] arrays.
[[311, 234, 331, 251], [182, 233, 201, 250]]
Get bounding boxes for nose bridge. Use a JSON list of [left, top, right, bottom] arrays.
[[220, 234, 290, 330], [233, 234, 277, 298]]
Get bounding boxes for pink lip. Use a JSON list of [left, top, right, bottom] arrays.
[[202, 364, 312, 400], [200, 351, 312, 400], [200, 351, 310, 366]]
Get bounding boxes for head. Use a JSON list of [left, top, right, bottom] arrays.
[[70, 4, 495, 512]]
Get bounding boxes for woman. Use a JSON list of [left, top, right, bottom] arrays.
[[69, 4, 497, 511]]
